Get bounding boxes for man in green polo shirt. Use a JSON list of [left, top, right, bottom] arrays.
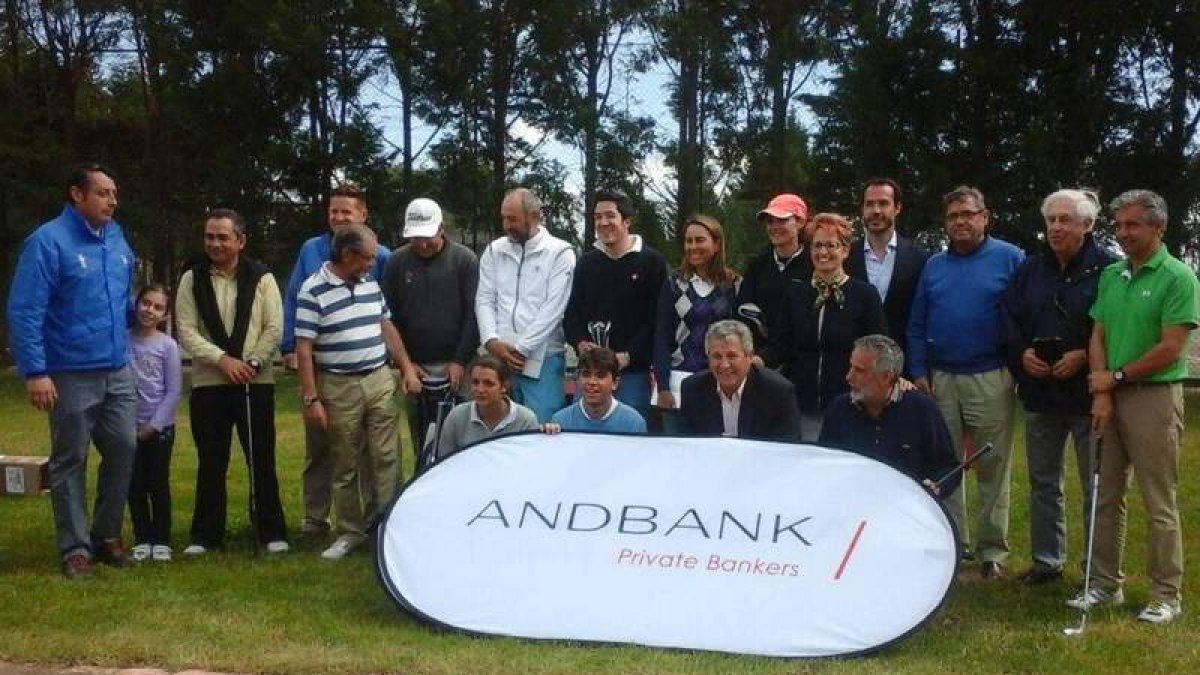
[[1068, 189, 1199, 624]]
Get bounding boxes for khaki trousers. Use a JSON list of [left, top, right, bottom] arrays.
[[1091, 383, 1185, 603], [318, 367, 401, 541], [932, 368, 1016, 564]]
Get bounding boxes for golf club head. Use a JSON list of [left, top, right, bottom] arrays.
[[1062, 614, 1088, 636], [737, 303, 766, 337]]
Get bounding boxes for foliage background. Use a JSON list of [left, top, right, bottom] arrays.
[[1, 0, 1198, 314]]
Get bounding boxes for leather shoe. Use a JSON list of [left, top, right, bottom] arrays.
[[1018, 567, 1062, 585], [981, 561, 1005, 580], [93, 538, 134, 568]]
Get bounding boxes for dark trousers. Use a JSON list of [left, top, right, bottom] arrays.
[[189, 385, 288, 547], [128, 425, 175, 545]]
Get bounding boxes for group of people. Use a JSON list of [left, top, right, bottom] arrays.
[[7, 163, 1198, 627]]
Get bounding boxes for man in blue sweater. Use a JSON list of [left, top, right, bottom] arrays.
[[548, 347, 647, 433], [7, 163, 137, 577], [281, 183, 391, 536], [908, 185, 1024, 580]]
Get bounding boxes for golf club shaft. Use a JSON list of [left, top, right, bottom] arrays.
[[245, 382, 259, 552], [1080, 438, 1104, 605], [933, 442, 995, 490]]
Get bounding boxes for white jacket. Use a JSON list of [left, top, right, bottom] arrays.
[[476, 227, 576, 377]]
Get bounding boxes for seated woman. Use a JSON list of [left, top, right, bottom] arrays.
[[761, 213, 886, 442], [432, 355, 540, 461]]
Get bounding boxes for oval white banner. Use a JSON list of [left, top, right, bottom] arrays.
[[377, 433, 957, 658]]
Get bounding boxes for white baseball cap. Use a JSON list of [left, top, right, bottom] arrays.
[[403, 198, 443, 238]]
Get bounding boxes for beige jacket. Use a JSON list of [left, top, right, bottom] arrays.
[[176, 266, 282, 388]]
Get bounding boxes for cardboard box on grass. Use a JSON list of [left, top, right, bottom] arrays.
[[0, 455, 50, 496]]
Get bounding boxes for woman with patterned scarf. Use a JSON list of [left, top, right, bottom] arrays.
[[761, 213, 886, 442]]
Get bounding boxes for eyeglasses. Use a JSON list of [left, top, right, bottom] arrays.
[[811, 241, 842, 251], [945, 209, 983, 223]]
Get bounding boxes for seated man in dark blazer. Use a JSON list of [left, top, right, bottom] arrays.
[[819, 334, 959, 498], [678, 320, 801, 442], [846, 179, 928, 351]]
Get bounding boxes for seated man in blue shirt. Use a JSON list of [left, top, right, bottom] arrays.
[[819, 334, 960, 499], [546, 347, 647, 433]]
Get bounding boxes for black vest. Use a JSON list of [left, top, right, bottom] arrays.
[[190, 257, 268, 359]]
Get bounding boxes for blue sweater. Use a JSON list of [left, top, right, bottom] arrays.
[[7, 206, 135, 377], [551, 400, 647, 433], [281, 232, 391, 354], [907, 236, 1024, 377]]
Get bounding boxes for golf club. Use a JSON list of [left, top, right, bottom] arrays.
[[588, 320, 612, 349], [244, 358, 262, 555], [1064, 437, 1104, 637], [417, 382, 455, 473], [932, 442, 995, 492], [736, 304, 766, 340]]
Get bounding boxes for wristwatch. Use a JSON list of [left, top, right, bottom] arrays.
[[1113, 368, 1127, 385], [302, 394, 321, 408]]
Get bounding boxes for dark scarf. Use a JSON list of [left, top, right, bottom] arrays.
[[191, 256, 268, 359]]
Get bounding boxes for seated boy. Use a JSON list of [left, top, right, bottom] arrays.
[[547, 347, 647, 433]]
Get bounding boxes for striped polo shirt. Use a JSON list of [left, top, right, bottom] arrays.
[[295, 262, 390, 374]]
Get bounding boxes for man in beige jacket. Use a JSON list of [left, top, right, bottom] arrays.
[[175, 208, 289, 554]]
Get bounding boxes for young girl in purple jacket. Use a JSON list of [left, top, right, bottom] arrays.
[[128, 284, 182, 561]]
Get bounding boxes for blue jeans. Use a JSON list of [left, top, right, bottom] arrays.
[[615, 371, 651, 417], [48, 368, 137, 558], [514, 354, 566, 423], [1024, 411, 1093, 572]]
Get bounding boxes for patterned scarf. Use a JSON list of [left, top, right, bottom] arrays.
[[811, 273, 848, 309]]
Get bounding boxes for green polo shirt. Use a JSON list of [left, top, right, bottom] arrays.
[[1090, 244, 1199, 382]]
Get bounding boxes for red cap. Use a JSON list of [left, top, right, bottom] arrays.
[[757, 193, 808, 222]]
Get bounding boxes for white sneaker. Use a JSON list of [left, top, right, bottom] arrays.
[[131, 543, 152, 562], [265, 540, 290, 554], [321, 537, 358, 560], [182, 544, 209, 556], [151, 545, 172, 562], [1137, 601, 1182, 624], [1066, 586, 1124, 610]]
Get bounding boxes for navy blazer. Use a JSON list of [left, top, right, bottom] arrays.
[[678, 366, 802, 443], [847, 234, 928, 348]]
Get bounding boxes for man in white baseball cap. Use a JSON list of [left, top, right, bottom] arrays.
[[381, 198, 480, 462], [402, 198, 443, 239]]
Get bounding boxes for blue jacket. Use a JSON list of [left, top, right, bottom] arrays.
[[1002, 235, 1116, 414], [7, 206, 136, 377], [907, 236, 1024, 378], [281, 232, 391, 354], [819, 390, 960, 498]]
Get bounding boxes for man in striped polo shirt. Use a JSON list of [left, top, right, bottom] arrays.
[[294, 224, 416, 560]]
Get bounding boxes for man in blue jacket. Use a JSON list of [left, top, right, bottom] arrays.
[[1003, 189, 1115, 585], [280, 183, 391, 536], [908, 185, 1025, 580], [7, 163, 138, 578]]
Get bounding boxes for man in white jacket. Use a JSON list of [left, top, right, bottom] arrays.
[[476, 188, 576, 422]]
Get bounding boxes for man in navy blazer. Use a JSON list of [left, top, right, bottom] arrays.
[[847, 178, 928, 350], [678, 320, 801, 443]]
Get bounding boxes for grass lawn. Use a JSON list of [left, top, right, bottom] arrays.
[[1, 370, 1199, 674]]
